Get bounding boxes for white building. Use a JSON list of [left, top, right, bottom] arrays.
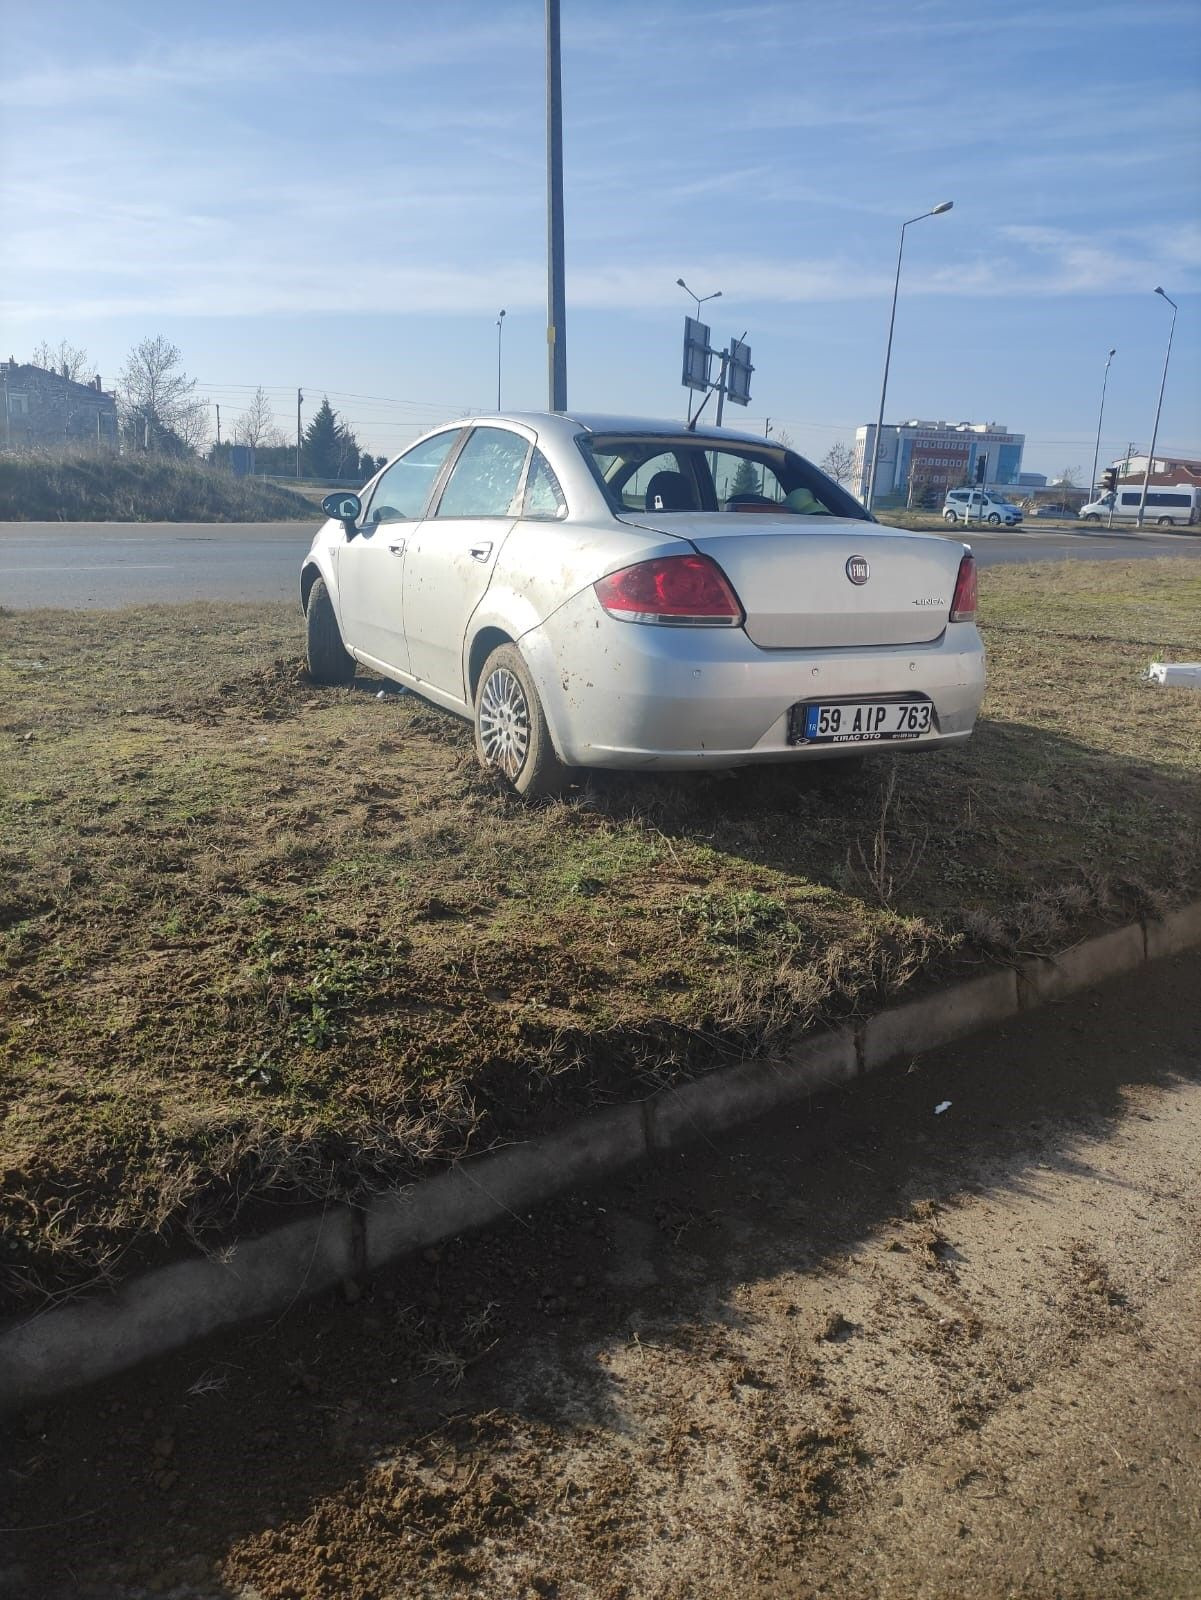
[[852, 420, 1025, 504]]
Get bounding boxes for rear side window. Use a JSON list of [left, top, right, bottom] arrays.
[[524, 449, 567, 518], [436, 427, 530, 518], [365, 431, 459, 524]]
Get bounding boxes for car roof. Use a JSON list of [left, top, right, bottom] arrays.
[[440, 411, 785, 450]]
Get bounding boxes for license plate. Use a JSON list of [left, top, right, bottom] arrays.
[[795, 699, 933, 744]]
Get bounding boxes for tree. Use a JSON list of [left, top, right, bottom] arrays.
[[234, 386, 286, 450], [30, 339, 93, 383], [727, 457, 762, 500], [1054, 465, 1081, 488], [303, 397, 362, 480], [118, 335, 207, 453], [820, 441, 855, 485]]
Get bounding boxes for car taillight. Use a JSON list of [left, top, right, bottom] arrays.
[[593, 555, 744, 626], [949, 552, 977, 622]]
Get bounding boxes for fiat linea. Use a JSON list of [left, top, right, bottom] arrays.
[[302, 413, 985, 797]]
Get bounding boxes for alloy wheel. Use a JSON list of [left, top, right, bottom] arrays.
[[478, 667, 530, 779]]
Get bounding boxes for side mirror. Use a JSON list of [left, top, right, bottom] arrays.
[[322, 492, 361, 535]]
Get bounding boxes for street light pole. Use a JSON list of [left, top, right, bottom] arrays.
[[676, 277, 722, 320], [496, 309, 506, 412], [865, 201, 953, 511], [1136, 288, 1177, 529], [1089, 347, 1116, 499], [546, 0, 567, 412]]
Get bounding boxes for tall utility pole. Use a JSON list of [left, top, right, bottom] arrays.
[[1136, 287, 1178, 528], [296, 389, 303, 479], [866, 201, 953, 509], [215, 403, 222, 447], [546, 0, 567, 412], [496, 309, 506, 412], [1089, 348, 1115, 497]]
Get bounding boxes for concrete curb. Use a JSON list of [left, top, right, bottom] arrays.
[[3, 903, 1198, 1412]]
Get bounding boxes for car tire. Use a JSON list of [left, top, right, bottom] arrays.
[[1083, 513, 1100, 522], [305, 576, 356, 685], [987, 512, 1001, 525], [1157, 517, 1173, 526], [943, 510, 958, 523], [474, 644, 565, 800]]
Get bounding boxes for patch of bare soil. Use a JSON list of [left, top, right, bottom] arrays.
[[3, 952, 1199, 1600]]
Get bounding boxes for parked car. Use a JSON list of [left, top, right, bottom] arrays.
[[943, 488, 1022, 526], [1029, 503, 1072, 518], [302, 413, 986, 796]]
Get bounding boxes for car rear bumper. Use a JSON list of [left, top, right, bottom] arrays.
[[522, 592, 986, 770]]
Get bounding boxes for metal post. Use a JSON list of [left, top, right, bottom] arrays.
[[546, 0, 567, 412], [296, 389, 303, 479], [1136, 289, 1177, 529], [714, 349, 729, 428], [215, 403, 221, 447], [496, 309, 506, 412], [866, 202, 952, 511], [1089, 348, 1115, 499]]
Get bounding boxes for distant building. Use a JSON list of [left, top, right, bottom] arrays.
[[1, 360, 119, 450], [852, 419, 1025, 504], [1111, 451, 1201, 489]]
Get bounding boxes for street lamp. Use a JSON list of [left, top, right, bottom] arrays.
[[1136, 287, 1177, 528], [865, 201, 953, 511], [495, 309, 506, 412], [676, 277, 722, 319], [1089, 347, 1116, 499]]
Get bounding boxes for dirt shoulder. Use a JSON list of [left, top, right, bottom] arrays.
[[3, 951, 1198, 1599], [1, 560, 1200, 1307]]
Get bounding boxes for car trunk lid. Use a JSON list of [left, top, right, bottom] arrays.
[[619, 513, 965, 648]]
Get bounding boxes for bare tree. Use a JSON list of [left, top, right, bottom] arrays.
[[118, 335, 208, 452], [30, 339, 94, 383], [233, 386, 285, 450], [821, 441, 856, 485]]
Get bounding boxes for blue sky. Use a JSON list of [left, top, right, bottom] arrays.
[[2, 0, 1198, 478]]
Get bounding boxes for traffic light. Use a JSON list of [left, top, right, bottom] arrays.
[[1101, 467, 1118, 495]]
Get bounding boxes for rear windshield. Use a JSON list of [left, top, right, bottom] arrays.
[[577, 434, 870, 521]]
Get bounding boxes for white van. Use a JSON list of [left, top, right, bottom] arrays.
[[1078, 485, 1199, 527], [942, 489, 1022, 526]]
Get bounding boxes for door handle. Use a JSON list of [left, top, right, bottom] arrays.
[[469, 541, 493, 562], [388, 540, 405, 556]]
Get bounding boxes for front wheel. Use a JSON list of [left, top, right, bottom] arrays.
[[943, 510, 958, 524], [305, 576, 356, 685], [987, 512, 1001, 525], [474, 645, 565, 799], [1083, 513, 1100, 523]]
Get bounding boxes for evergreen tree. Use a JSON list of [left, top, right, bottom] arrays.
[[728, 457, 762, 499], [303, 397, 363, 479]]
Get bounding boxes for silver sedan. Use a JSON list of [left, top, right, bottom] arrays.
[[301, 412, 986, 796]]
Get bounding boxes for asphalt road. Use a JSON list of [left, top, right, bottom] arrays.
[[1, 518, 1198, 610]]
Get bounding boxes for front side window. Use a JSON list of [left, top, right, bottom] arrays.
[[365, 430, 460, 524], [435, 426, 530, 519]]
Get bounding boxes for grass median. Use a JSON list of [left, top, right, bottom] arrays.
[[2, 559, 1199, 1308]]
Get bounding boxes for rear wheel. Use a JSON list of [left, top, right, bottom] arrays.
[[474, 645, 565, 799], [1157, 517, 1174, 526], [305, 576, 355, 685]]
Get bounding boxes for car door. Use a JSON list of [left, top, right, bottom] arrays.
[[401, 425, 533, 700], [335, 429, 462, 671]]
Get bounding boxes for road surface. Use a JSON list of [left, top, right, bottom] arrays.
[[2, 518, 1198, 609], [3, 951, 1199, 1599]]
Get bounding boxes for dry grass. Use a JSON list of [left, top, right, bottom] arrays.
[[1, 560, 1199, 1305]]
